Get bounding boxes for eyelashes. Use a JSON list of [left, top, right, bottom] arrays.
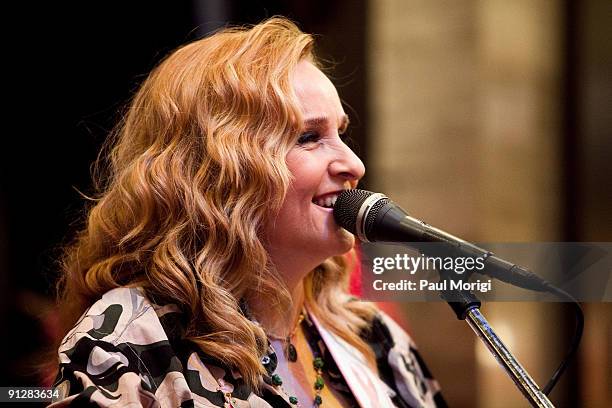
[[297, 131, 321, 145], [296, 129, 351, 146]]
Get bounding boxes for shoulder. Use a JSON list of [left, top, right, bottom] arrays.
[[369, 310, 417, 349], [364, 309, 447, 408], [51, 287, 288, 407], [60, 287, 179, 350], [51, 287, 193, 407]]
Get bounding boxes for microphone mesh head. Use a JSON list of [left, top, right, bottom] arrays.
[[364, 197, 389, 237], [333, 189, 373, 234]]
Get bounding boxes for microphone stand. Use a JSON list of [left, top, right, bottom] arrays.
[[442, 286, 555, 408]]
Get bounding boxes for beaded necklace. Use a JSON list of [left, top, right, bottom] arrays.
[[233, 301, 327, 407], [222, 349, 326, 408], [267, 311, 305, 362], [267, 311, 326, 407]]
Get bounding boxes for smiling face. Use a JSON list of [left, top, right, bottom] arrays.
[[263, 60, 365, 270]]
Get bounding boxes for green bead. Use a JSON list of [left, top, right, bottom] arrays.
[[271, 374, 283, 386], [313, 357, 324, 369], [314, 395, 323, 405], [314, 376, 325, 390], [289, 396, 298, 404], [287, 343, 298, 362]]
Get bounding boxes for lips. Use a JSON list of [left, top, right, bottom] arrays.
[[312, 191, 342, 209]]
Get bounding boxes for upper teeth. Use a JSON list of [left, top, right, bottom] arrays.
[[313, 194, 339, 208]]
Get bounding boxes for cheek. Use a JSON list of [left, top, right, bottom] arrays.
[[269, 181, 317, 240], [286, 153, 325, 196]]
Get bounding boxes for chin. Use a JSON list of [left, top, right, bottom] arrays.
[[331, 229, 356, 255], [311, 231, 355, 261]]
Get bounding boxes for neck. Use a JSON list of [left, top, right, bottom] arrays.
[[248, 247, 320, 337], [248, 277, 306, 338]]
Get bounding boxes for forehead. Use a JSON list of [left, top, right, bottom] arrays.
[[291, 60, 344, 119]]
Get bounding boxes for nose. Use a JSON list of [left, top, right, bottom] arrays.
[[329, 142, 366, 187]]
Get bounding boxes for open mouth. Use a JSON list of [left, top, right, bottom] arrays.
[[312, 192, 341, 209]]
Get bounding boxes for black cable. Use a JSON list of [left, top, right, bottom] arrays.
[[479, 266, 585, 396], [493, 266, 585, 396], [541, 286, 584, 395]]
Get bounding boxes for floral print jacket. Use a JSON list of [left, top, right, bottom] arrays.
[[49, 287, 446, 407]]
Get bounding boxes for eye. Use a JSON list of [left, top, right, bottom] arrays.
[[297, 131, 321, 145]]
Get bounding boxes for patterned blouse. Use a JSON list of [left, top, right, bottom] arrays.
[[49, 287, 446, 407]]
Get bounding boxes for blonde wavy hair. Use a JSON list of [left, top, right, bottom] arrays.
[[56, 17, 377, 391]]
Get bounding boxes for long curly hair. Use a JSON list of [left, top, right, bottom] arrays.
[[55, 17, 377, 391]]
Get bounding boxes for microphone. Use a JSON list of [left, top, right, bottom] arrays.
[[333, 189, 554, 292]]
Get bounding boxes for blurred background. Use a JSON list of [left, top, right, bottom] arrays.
[[1, 1, 610, 407]]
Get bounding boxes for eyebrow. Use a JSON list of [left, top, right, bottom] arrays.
[[304, 114, 350, 132]]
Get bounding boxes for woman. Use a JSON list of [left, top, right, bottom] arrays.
[[50, 18, 445, 407]]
